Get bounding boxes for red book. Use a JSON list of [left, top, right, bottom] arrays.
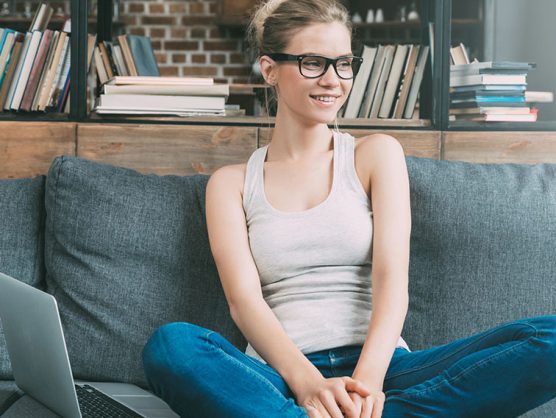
[[20, 29, 54, 111]]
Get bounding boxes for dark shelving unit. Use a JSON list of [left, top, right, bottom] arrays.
[[1, 0, 554, 132]]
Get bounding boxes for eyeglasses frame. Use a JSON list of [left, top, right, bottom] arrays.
[[262, 53, 363, 80]]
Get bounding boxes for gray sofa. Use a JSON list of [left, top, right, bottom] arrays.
[[0, 155, 554, 417]]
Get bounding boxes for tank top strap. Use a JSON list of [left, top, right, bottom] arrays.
[[243, 145, 268, 214], [335, 131, 370, 206]]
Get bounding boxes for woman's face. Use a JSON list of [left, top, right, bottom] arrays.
[[263, 21, 354, 125]]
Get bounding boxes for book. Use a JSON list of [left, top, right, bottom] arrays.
[[450, 100, 527, 109], [450, 84, 527, 93], [457, 113, 537, 122], [117, 35, 138, 77], [343, 45, 376, 118], [0, 30, 17, 86], [94, 46, 109, 84], [379, 44, 409, 118], [106, 76, 214, 86], [450, 74, 527, 87], [0, 33, 25, 109], [369, 44, 395, 119], [126, 34, 160, 76], [403, 45, 430, 119], [96, 93, 226, 111], [98, 42, 115, 80], [10, 30, 43, 111], [450, 43, 469, 65], [48, 38, 71, 110], [93, 108, 226, 117], [31, 30, 60, 111], [111, 44, 128, 76], [20, 29, 54, 111], [394, 45, 420, 119], [35, 31, 68, 111], [4, 32, 32, 110], [451, 61, 535, 73], [29, 2, 53, 32], [103, 83, 229, 97], [450, 106, 532, 115], [358, 44, 386, 118], [525, 91, 554, 103]]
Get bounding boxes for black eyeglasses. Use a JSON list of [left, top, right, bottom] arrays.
[[263, 53, 363, 80]]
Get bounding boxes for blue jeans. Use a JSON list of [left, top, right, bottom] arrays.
[[142, 315, 556, 417]]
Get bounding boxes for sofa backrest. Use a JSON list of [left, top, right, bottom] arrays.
[[0, 177, 46, 379], [44, 156, 245, 388], [404, 157, 556, 350]]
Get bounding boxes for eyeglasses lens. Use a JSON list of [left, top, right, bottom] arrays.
[[300, 56, 356, 79]]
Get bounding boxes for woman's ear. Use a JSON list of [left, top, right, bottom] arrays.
[[259, 55, 277, 86]]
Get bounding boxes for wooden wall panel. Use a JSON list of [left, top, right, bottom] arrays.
[[0, 122, 76, 179], [258, 128, 440, 159], [77, 124, 257, 175], [443, 131, 556, 164]]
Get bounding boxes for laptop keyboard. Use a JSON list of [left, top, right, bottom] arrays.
[[76, 384, 144, 418]]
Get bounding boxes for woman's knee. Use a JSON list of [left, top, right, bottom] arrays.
[[142, 322, 212, 380]]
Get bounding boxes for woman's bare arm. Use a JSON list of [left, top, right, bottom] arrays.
[[351, 134, 411, 391]]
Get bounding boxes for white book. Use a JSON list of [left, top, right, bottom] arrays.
[[97, 93, 226, 111], [10, 30, 42, 110], [94, 46, 109, 85], [343, 45, 377, 118], [403, 45, 430, 119], [4, 32, 32, 110], [103, 83, 229, 97], [450, 74, 527, 87], [106, 76, 214, 86], [379, 44, 409, 118], [111, 45, 128, 76]]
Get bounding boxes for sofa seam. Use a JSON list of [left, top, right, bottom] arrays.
[[47, 156, 66, 296]]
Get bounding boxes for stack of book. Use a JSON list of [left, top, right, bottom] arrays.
[[94, 76, 230, 116], [94, 34, 160, 85], [449, 61, 540, 122], [0, 2, 95, 113], [342, 43, 430, 120]]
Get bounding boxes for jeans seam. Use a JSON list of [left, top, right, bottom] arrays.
[[385, 321, 537, 381], [390, 326, 538, 400]]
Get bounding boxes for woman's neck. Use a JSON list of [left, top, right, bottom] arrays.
[[267, 110, 334, 162]]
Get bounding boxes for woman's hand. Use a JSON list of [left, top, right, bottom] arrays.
[[296, 376, 371, 418], [348, 390, 385, 418]]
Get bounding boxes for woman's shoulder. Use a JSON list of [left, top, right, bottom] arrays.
[[354, 133, 405, 169], [207, 163, 248, 200]]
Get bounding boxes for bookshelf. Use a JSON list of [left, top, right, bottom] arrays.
[[0, 0, 555, 132]]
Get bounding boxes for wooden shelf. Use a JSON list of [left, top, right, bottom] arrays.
[[86, 113, 431, 128]]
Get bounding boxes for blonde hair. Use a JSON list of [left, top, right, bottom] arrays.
[[247, 0, 352, 57]]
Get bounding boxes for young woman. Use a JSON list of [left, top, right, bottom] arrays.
[[142, 1, 556, 417]]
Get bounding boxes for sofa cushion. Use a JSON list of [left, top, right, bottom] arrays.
[[45, 156, 244, 387], [0, 177, 46, 379], [404, 157, 556, 348]]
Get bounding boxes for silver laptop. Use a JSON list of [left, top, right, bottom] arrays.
[[0, 272, 179, 418]]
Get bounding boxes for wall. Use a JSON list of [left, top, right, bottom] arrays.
[[119, 0, 253, 83]]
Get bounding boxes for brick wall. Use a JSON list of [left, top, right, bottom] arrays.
[[119, 0, 254, 83]]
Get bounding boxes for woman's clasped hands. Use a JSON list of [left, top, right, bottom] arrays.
[[297, 376, 385, 418]]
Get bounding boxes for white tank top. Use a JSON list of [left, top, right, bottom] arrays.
[[242, 130, 409, 361]]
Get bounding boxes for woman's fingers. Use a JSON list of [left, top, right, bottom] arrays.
[[342, 377, 371, 397], [371, 393, 385, 418], [306, 405, 323, 418], [319, 390, 344, 418], [360, 396, 374, 418], [349, 392, 363, 416]]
